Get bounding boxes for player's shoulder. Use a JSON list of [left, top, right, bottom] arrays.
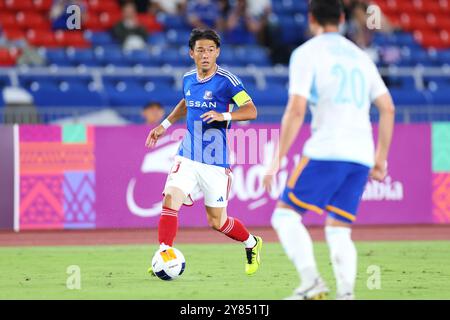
[[216, 66, 242, 87], [183, 68, 197, 79], [289, 37, 321, 65]]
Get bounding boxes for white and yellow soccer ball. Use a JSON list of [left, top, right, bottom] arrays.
[[151, 247, 186, 281]]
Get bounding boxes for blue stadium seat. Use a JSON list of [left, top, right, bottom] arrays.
[[166, 29, 191, 45], [96, 48, 129, 67], [394, 32, 416, 47], [388, 75, 416, 89], [266, 75, 288, 86], [87, 32, 115, 46], [147, 32, 166, 46], [46, 49, 72, 66], [389, 89, 431, 106], [160, 47, 191, 66], [157, 14, 189, 30], [217, 47, 235, 65], [278, 14, 307, 44], [31, 88, 106, 107], [235, 46, 271, 66], [430, 89, 450, 105], [0, 75, 11, 88], [66, 49, 98, 67], [247, 83, 288, 106], [436, 50, 450, 65], [122, 49, 161, 67]]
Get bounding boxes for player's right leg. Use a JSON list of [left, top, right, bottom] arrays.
[[148, 156, 199, 276], [271, 159, 345, 299]]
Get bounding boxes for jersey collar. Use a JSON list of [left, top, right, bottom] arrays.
[[196, 64, 219, 83]]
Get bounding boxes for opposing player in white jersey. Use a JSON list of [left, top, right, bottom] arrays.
[[264, 0, 395, 299]]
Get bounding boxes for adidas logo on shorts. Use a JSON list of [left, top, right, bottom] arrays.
[[217, 196, 224, 202]]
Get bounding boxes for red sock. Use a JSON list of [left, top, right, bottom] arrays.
[[158, 206, 178, 246], [218, 217, 250, 242]]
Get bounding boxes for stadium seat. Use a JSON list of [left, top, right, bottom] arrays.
[[16, 11, 50, 30], [88, 0, 120, 13], [0, 75, 11, 87], [26, 29, 59, 48], [0, 48, 19, 66], [33, 0, 52, 12], [95, 48, 129, 67], [235, 46, 271, 66], [98, 12, 122, 29], [247, 83, 288, 106], [122, 49, 162, 67], [84, 14, 105, 32], [54, 31, 91, 48], [0, 12, 16, 29], [2, 28, 26, 41], [45, 48, 72, 66], [429, 89, 450, 105], [390, 88, 431, 105], [4, 0, 34, 11], [66, 49, 98, 67], [138, 14, 163, 33], [85, 32, 115, 46], [166, 29, 191, 45], [160, 47, 191, 66], [157, 14, 189, 29], [31, 87, 107, 107]]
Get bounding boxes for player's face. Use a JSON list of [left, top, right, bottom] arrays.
[[190, 39, 220, 73]]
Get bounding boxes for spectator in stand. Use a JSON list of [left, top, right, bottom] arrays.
[[218, 0, 231, 17], [225, 0, 262, 44], [50, 0, 87, 30], [119, 0, 151, 13], [186, 0, 225, 31], [112, 1, 148, 51], [344, 2, 396, 62], [141, 101, 165, 124], [149, 0, 187, 15]]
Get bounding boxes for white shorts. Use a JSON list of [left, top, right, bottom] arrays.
[[163, 155, 233, 208]]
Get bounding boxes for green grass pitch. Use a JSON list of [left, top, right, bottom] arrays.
[[1, 241, 449, 299]]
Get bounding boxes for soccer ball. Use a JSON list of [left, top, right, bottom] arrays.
[[151, 247, 186, 281]]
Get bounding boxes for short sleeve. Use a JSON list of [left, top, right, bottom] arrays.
[[288, 47, 315, 99], [368, 61, 388, 102]]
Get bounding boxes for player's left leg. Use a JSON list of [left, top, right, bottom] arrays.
[[325, 217, 356, 300], [197, 163, 262, 275], [205, 205, 262, 275], [324, 162, 370, 300]]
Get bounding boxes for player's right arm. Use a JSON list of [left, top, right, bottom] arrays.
[[145, 99, 187, 148], [371, 93, 395, 181], [368, 59, 395, 181]]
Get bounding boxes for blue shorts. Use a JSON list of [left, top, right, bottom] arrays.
[[280, 158, 370, 224]]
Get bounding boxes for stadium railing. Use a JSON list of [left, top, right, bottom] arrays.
[[1, 66, 450, 124]]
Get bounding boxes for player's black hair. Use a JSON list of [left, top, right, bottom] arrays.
[[143, 101, 163, 110], [188, 28, 221, 50], [309, 0, 344, 26]]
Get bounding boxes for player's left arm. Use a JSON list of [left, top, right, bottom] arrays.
[[200, 89, 257, 123]]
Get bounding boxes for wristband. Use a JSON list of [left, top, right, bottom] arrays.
[[222, 112, 232, 121], [161, 119, 172, 129]]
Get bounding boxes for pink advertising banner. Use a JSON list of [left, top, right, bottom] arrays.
[[95, 124, 432, 228]]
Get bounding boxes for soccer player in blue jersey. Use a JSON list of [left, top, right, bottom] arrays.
[[145, 29, 262, 276], [263, 0, 395, 299]]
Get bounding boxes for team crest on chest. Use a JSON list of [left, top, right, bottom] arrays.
[[203, 91, 213, 100]]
